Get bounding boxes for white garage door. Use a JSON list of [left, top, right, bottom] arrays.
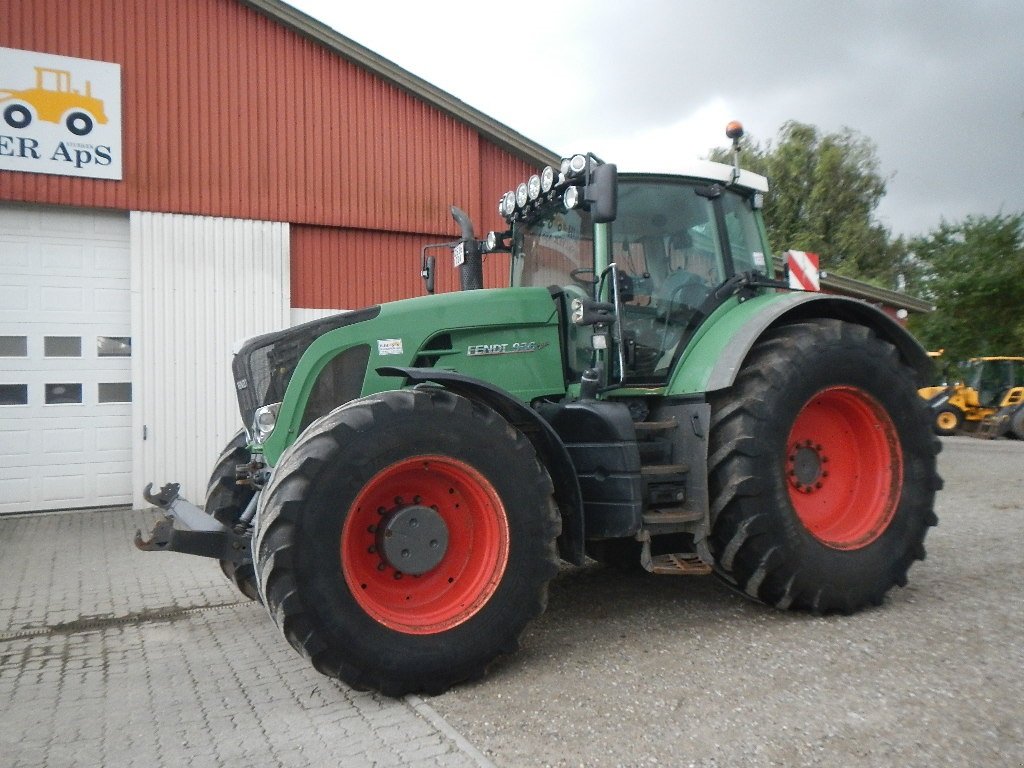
[[0, 204, 132, 514]]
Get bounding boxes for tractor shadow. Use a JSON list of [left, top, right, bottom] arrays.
[[479, 562, 770, 682]]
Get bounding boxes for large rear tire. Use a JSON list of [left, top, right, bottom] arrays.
[[1009, 407, 1024, 440], [205, 430, 260, 601], [253, 388, 561, 696], [707, 319, 941, 613]]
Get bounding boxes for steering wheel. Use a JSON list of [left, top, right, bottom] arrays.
[[654, 270, 709, 317], [570, 268, 597, 289]]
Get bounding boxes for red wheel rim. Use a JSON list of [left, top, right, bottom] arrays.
[[785, 386, 903, 549], [341, 456, 509, 634]]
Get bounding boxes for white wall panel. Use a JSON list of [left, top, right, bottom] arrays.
[[131, 213, 289, 508]]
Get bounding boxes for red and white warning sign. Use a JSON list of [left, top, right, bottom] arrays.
[[786, 250, 820, 291]]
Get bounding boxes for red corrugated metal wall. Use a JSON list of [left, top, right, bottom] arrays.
[[292, 143, 538, 309], [1, 0, 545, 306]]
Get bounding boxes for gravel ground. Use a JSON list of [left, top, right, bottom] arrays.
[[429, 436, 1024, 767]]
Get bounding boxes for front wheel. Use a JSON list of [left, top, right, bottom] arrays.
[[205, 430, 259, 601], [4, 104, 32, 129], [253, 388, 560, 695], [708, 319, 941, 614], [933, 405, 963, 436]]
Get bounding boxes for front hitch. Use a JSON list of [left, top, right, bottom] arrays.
[[135, 482, 251, 563]]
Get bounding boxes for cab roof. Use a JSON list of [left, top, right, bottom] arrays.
[[621, 159, 769, 194]]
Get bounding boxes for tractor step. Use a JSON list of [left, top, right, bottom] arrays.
[[642, 506, 703, 533], [640, 463, 689, 477], [634, 420, 678, 433], [638, 531, 711, 575], [645, 552, 712, 576]]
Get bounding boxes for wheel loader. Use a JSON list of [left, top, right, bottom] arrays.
[[1, 66, 108, 136], [919, 356, 1024, 438], [137, 123, 941, 696]]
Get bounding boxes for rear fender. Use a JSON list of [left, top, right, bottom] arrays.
[[378, 366, 586, 566], [667, 293, 933, 396]]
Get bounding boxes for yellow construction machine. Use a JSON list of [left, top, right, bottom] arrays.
[[1, 66, 108, 136], [919, 356, 1024, 438]]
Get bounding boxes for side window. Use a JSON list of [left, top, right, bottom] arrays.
[[721, 191, 770, 274]]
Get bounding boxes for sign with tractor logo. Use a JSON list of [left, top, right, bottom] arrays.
[[0, 46, 122, 180]]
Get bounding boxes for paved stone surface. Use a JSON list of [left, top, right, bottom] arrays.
[[0, 509, 490, 768], [2, 438, 1021, 767]]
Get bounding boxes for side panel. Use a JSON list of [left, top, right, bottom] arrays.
[[262, 287, 566, 463], [667, 292, 932, 396]]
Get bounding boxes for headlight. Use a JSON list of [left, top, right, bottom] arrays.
[[501, 191, 516, 217], [568, 154, 587, 177], [571, 297, 584, 325], [252, 402, 281, 444]]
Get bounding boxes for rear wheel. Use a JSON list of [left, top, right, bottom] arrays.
[[933, 405, 963, 436], [253, 388, 560, 696], [708, 319, 941, 613], [205, 430, 259, 601], [1009, 407, 1024, 440], [65, 111, 94, 136]]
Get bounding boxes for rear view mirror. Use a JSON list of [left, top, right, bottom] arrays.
[[421, 255, 436, 294], [586, 163, 617, 223]]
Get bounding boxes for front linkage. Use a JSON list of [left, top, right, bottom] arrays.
[[134, 482, 251, 565]]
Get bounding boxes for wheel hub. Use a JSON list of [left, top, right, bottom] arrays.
[[787, 439, 830, 494], [378, 504, 449, 576]]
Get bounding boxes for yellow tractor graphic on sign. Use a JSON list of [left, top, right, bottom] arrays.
[[1, 66, 108, 136]]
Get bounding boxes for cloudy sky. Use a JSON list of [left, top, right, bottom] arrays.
[[288, 0, 1023, 239]]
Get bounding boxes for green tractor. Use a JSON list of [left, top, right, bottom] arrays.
[[137, 125, 941, 696]]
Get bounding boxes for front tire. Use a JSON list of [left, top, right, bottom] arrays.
[[3, 104, 31, 129], [933, 405, 963, 436], [205, 430, 259, 601], [708, 319, 941, 613], [253, 388, 560, 696]]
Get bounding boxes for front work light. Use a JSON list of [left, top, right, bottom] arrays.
[[541, 165, 555, 193], [516, 182, 529, 209], [563, 185, 581, 210], [528, 174, 541, 201], [252, 402, 281, 445]]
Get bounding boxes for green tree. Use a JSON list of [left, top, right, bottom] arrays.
[[710, 121, 897, 284], [907, 213, 1024, 361]]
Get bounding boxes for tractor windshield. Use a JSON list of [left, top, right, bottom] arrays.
[[511, 207, 594, 290]]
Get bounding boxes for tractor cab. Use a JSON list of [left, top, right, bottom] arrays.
[[496, 152, 774, 388]]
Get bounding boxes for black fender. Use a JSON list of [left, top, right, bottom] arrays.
[[377, 366, 586, 566]]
